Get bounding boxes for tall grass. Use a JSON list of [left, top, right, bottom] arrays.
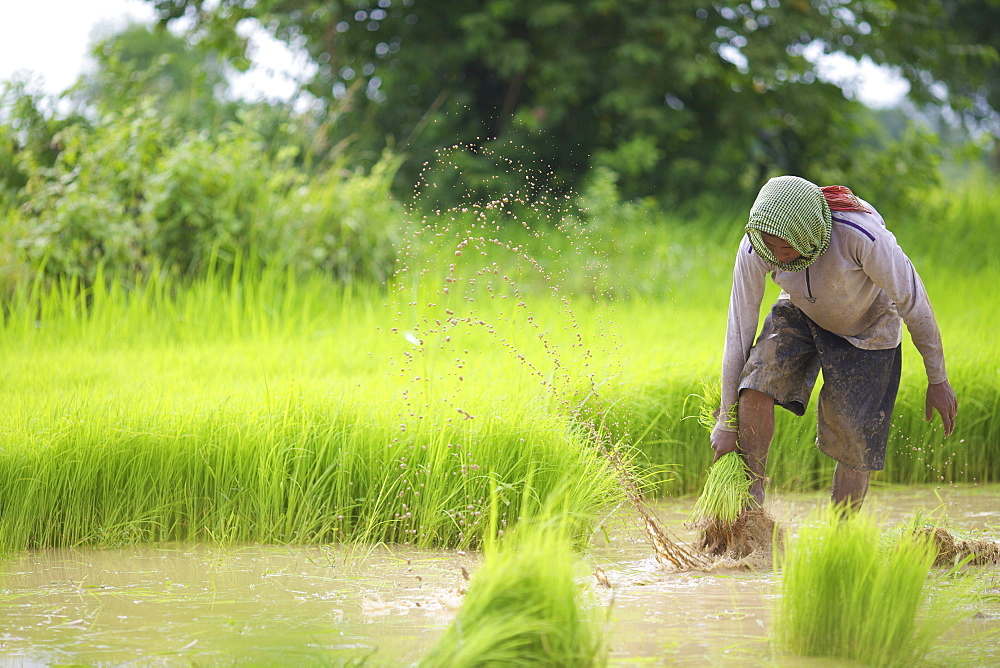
[[1, 173, 996, 555], [774, 506, 967, 665], [0, 391, 622, 552], [0, 266, 627, 552]]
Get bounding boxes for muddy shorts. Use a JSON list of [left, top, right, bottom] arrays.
[[739, 300, 901, 471]]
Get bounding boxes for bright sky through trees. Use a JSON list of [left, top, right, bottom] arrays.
[[0, 0, 905, 107], [0, 0, 313, 104]]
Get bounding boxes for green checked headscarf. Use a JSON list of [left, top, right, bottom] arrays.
[[745, 175, 832, 272]]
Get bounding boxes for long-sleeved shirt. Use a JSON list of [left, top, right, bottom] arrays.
[[717, 205, 947, 432]]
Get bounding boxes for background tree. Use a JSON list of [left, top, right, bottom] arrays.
[[145, 0, 998, 205], [0, 22, 402, 288], [71, 23, 238, 130], [0, 80, 86, 210], [856, 0, 1000, 137]]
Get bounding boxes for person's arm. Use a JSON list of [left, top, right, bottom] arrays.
[[712, 236, 768, 459], [858, 228, 957, 435]]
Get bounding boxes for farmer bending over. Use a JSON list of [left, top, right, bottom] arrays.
[[711, 175, 958, 512]]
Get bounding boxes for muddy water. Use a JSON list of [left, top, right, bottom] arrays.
[[1, 485, 997, 666], [589, 484, 1000, 665], [0, 544, 476, 665]]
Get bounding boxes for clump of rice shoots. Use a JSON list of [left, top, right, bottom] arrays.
[[919, 526, 1000, 566], [903, 511, 1000, 567], [691, 452, 754, 526], [420, 521, 606, 667], [691, 452, 776, 561], [775, 506, 965, 665], [692, 381, 753, 527], [690, 383, 776, 561]]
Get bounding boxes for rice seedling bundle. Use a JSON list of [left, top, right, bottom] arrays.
[[421, 520, 606, 667], [691, 452, 753, 526], [689, 450, 775, 562], [775, 507, 963, 665]]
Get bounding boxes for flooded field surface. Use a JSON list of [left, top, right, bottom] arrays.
[[1, 484, 997, 666], [589, 484, 1000, 666]]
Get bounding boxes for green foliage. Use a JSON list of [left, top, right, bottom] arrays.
[[775, 507, 967, 665], [72, 22, 236, 130], [271, 150, 404, 283], [854, 0, 1000, 134], [0, 79, 87, 203], [421, 518, 607, 667], [145, 0, 997, 204], [810, 123, 944, 221], [141, 122, 274, 273], [0, 96, 403, 288], [12, 103, 168, 282]]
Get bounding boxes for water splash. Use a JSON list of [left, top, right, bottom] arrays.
[[388, 143, 704, 567]]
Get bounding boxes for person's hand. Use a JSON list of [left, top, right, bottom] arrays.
[[710, 425, 739, 462], [926, 380, 958, 437]]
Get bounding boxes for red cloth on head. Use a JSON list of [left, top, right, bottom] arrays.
[[821, 185, 872, 212]]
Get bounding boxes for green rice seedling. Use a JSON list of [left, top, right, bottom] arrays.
[[6, 247, 999, 517], [690, 452, 753, 526], [2, 173, 1000, 557], [421, 511, 607, 667], [0, 386, 624, 552], [687, 379, 751, 527], [689, 450, 770, 560], [0, 259, 630, 553], [692, 379, 727, 433], [774, 506, 966, 665]]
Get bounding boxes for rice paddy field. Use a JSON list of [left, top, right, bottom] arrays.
[[1, 174, 998, 664]]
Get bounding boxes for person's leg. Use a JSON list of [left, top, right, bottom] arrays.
[[813, 327, 901, 515], [831, 463, 870, 512], [738, 388, 776, 507], [736, 302, 820, 509]]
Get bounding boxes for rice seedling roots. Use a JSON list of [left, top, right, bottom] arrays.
[[634, 504, 782, 572], [636, 503, 710, 571], [694, 509, 782, 568], [917, 527, 1000, 567]]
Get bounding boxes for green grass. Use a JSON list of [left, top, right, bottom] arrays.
[[0, 267, 627, 552], [0, 390, 622, 551], [0, 176, 997, 552], [774, 506, 968, 665]]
